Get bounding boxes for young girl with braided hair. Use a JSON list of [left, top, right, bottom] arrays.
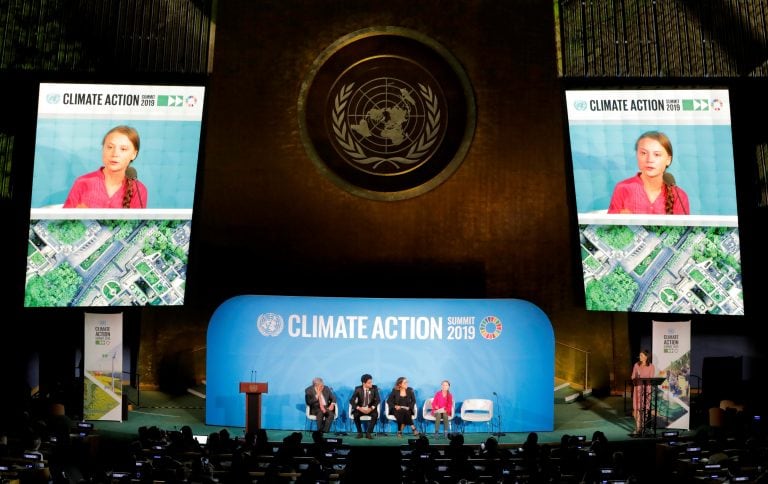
[[63, 125, 147, 208], [607, 131, 689, 215]]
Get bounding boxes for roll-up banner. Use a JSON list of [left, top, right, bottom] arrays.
[[653, 320, 691, 430], [83, 312, 123, 421]]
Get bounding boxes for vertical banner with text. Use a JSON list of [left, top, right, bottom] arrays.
[[83, 312, 123, 421], [653, 320, 691, 430]]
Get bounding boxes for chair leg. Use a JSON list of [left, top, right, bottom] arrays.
[[332, 415, 346, 435]]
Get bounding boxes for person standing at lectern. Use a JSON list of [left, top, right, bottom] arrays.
[[349, 373, 380, 439], [631, 349, 656, 436], [305, 377, 337, 433]]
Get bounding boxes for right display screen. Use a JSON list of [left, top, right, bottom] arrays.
[[565, 88, 743, 315]]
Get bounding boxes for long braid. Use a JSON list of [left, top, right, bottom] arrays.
[[122, 179, 134, 208], [664, 181, 674, 214], [635, 131, 675, 214]]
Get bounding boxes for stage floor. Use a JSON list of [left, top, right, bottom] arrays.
[[93, 390, 691, 448]]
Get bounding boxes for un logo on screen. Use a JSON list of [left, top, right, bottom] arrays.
[[257, 312, 284, 337]]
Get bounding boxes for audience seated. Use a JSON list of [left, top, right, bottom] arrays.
[[166, 425, 202, 456], [253, 428, 272, 457], [444, 432, 477, 482], [589, 429, 611, 467], [403, 434, 440, 482], [521, 431, 541, 477], [269, 431, 305, 475], [7, 387, 768, 483]]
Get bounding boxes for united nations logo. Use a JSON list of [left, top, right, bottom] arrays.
[[332, 80, 442, 175], [299, 27, 475, 200], [257, 312, 284, 337]]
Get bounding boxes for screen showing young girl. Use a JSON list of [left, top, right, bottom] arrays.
[[565, 89, 743, 315], [25, 83, 205, 307]]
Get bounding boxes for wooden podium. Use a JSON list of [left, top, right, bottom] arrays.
[[239, 382, 269, 433]]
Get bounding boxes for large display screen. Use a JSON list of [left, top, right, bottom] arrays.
[[24, 83, 205, 307], [565, 89, 743, 315]]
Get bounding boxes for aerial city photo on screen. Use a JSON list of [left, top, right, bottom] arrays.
[[580, 223, 742, 315], [26, 217, 191, 307]]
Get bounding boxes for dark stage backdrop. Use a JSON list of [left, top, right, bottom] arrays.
[[4, 1, 766, 409], [184, 0, 621, 386]]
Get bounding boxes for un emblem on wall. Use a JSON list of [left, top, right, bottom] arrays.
[[299, 27, 476, 201]]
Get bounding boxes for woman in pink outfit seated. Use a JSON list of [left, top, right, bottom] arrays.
[[608, 131, 689, 215], [431, 379, 453, 438], [63, 125, 148, 208]]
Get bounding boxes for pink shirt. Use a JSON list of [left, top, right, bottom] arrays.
[[63, 168, 148, 208], [432, 391, 453, 416], [632, 362, 657, 410], [608, 174, 689, 215]]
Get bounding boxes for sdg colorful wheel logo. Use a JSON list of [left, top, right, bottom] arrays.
[[479, 316, 502, 340]]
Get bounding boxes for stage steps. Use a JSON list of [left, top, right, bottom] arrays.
[[554, 378, 592, 403]]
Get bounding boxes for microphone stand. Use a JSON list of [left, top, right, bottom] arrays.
[[492, 392, 505, 437]]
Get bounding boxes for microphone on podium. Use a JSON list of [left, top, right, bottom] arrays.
[[125, 166, 145, 208]]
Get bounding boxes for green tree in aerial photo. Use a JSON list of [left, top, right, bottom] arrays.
[[25, 263, 82, 307], [596, 224, 635, 250], [47, 219, 87, 244], [585, 266, 638, 311]]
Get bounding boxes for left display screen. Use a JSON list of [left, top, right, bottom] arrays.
[[24, 82, 205, 307]]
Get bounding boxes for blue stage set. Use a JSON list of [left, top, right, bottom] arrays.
[[206, 295, 554, 433]]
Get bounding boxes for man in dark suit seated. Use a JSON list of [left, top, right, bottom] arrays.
[[349, 373, 380, 439], [305, 377, 337, 433]]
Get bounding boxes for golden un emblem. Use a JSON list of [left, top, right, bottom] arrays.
[[299, 27, 476, 201]]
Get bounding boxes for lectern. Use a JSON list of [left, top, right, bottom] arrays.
[[633, 377, 664, 437], [239, 382, 268, 433]]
